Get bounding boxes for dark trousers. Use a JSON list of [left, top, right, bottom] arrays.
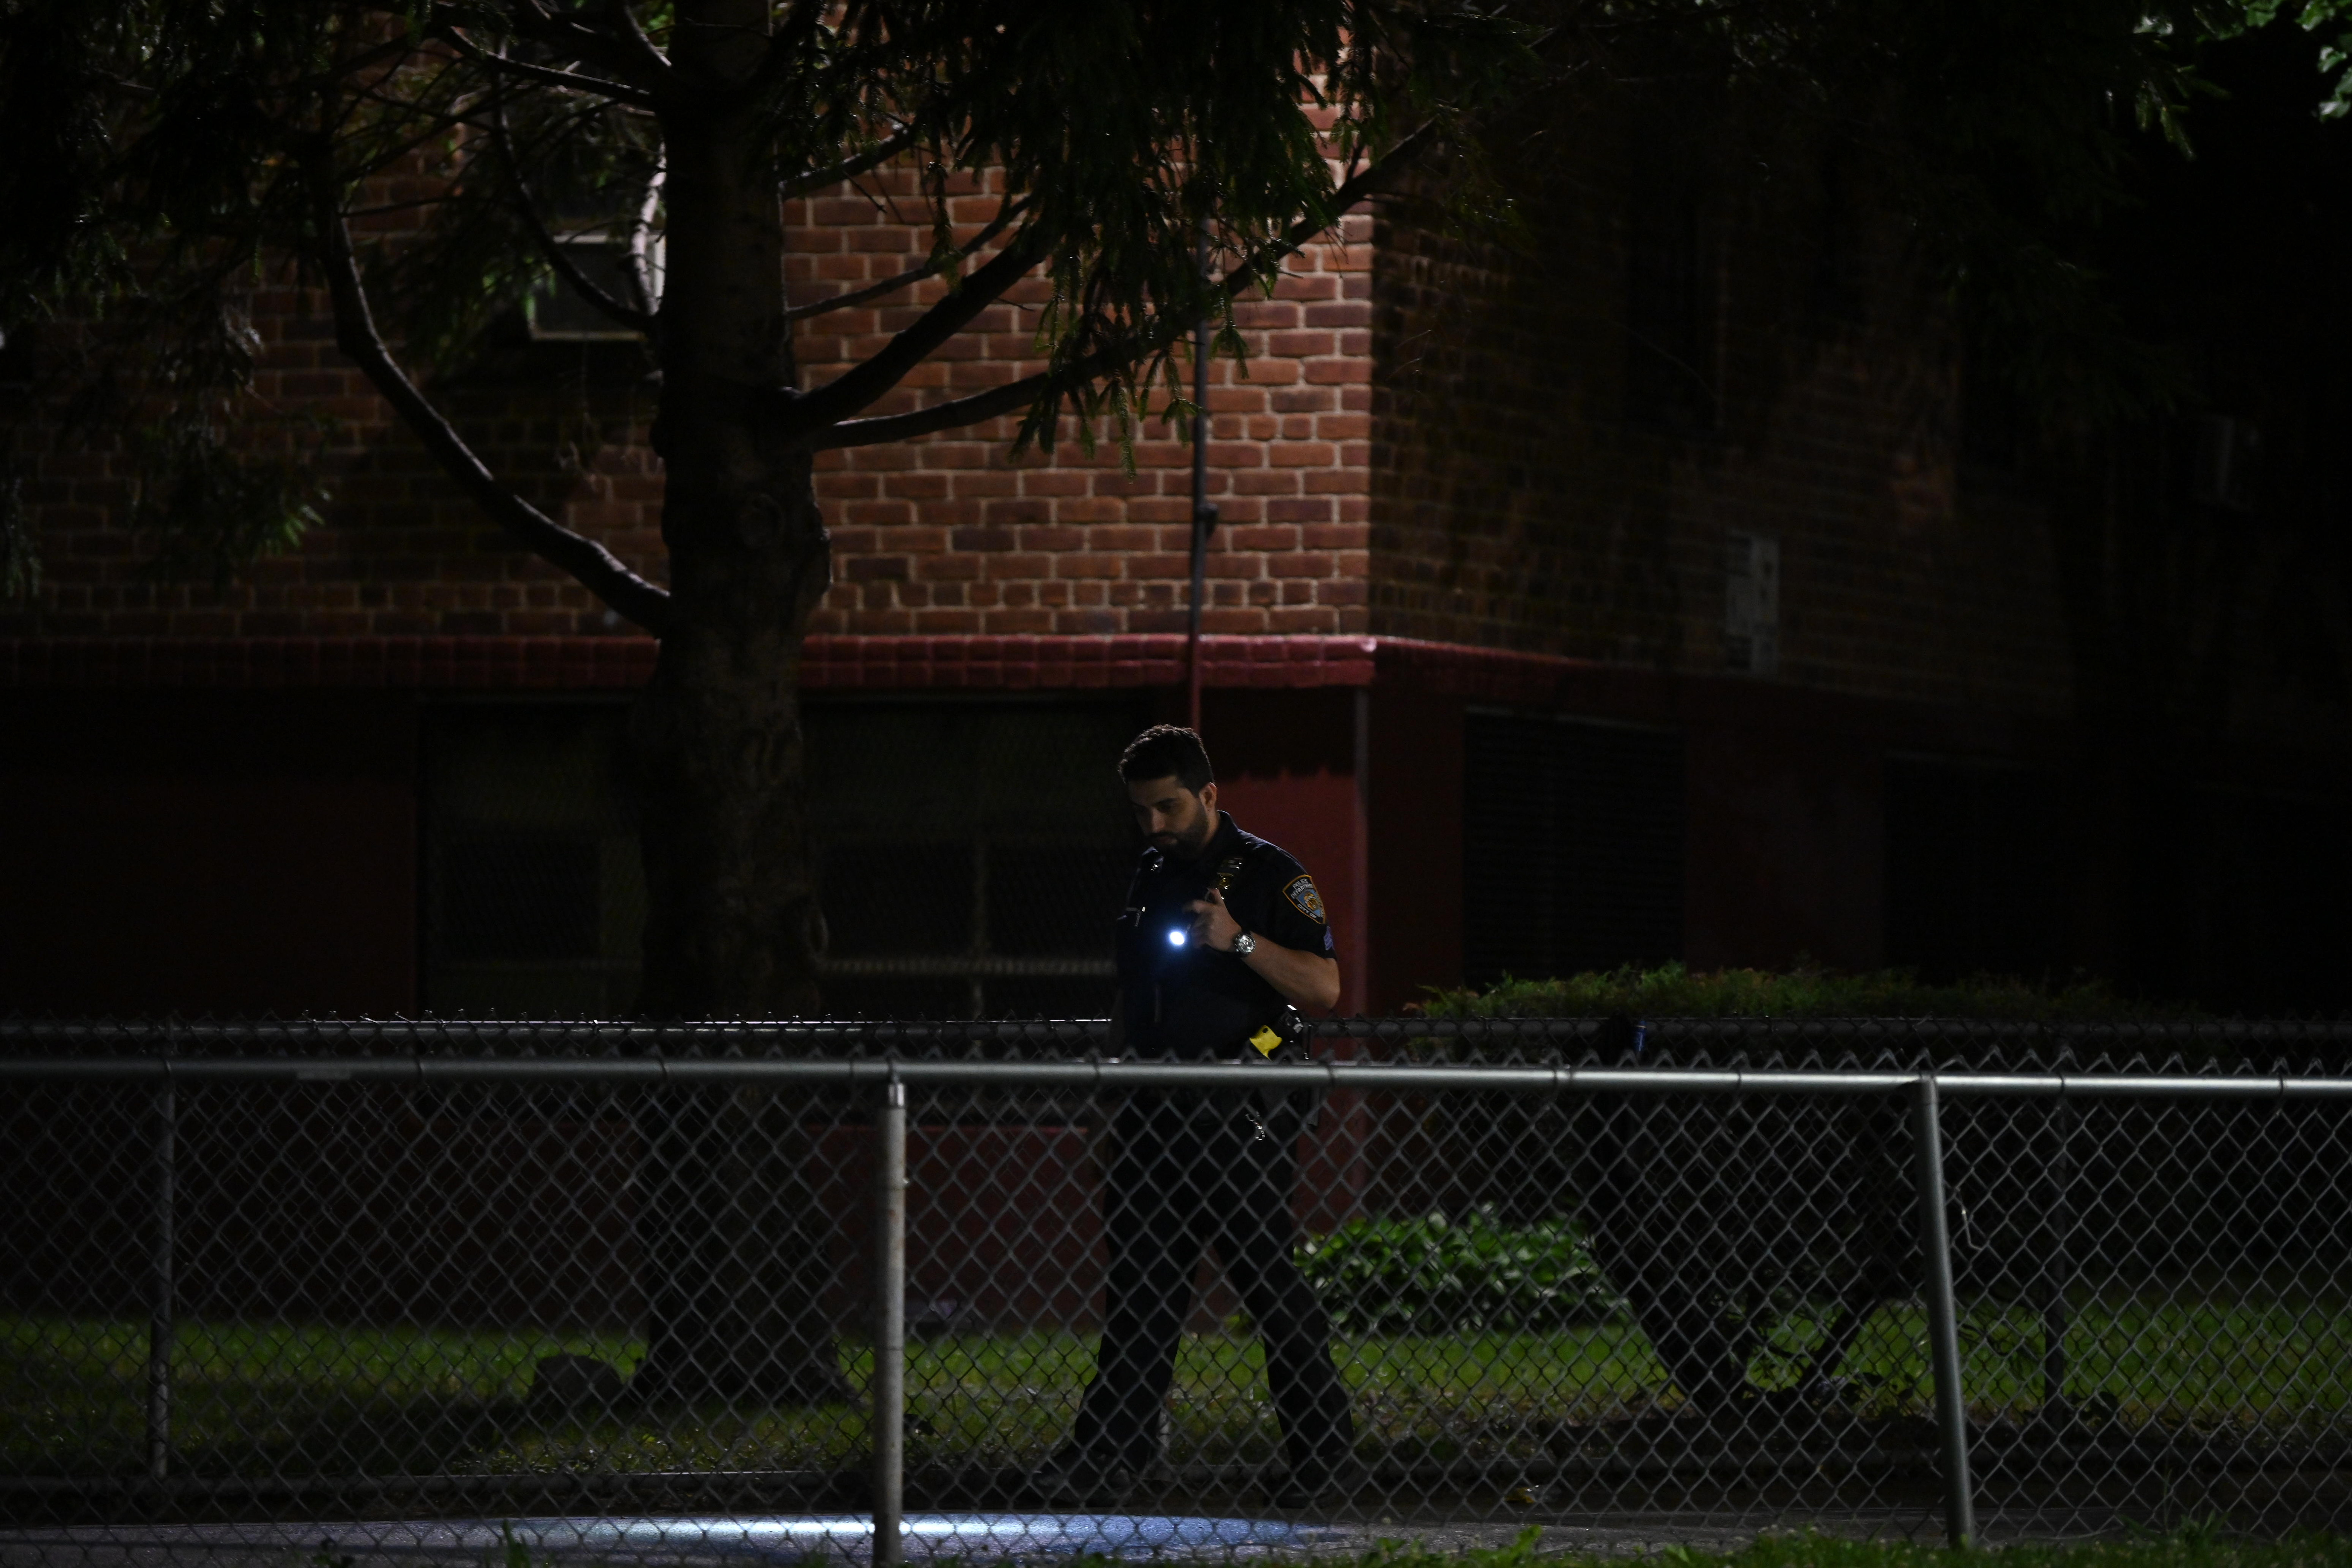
[[1070, 1093, 1354, 1472]]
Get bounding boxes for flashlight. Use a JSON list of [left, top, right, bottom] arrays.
[[1166, 928, 1188, 948]]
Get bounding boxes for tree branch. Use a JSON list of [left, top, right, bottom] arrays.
[[621, 163, 664, 319], [779, 126, 920, 199], [786, 232, 1047, 430], [739, 0, 842, 119], [429, 19, 658, 109], [814, 123, 1440, 450], [314, 185, 672, 632], [814, 342, 1125, 451], [606, 2, 672, 85], [783, 197, 1028, 321], [423, 0, 674, 97], [509, 0, 675, 91], [491, 93, 655, 334]]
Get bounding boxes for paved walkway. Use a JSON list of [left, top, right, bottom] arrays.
[[0, 1504, 2159, 1566]]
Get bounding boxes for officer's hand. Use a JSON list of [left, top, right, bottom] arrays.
[[1185, 887, 1246, 953]]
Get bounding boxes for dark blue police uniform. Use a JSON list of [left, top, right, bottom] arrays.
[[1066, 811, 1355, 1484]]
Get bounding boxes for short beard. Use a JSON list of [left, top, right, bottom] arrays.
[[1174, 809, 1217, 860]]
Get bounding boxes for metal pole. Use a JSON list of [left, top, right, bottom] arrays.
[[872, 1073, 908, 1568], [1912, 1074, 1975, 1548], [2040, 1092, 2073, 1412], [146, 1071, 177, 1482], [1187, 223, 1215, 734]]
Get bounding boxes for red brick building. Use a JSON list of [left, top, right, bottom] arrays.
[[4, 86, 2345, 1020]]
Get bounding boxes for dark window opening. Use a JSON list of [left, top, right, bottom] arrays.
[[1883, 756, 2063, 983], [1959, 345, 2028, 476], [1463, 714, 1685, 986], [1625, 147, 1717, 432], [2130, 786, 2352, 1015], [804, 698, 1147, 1019], [421, 702, 641, 1017], [439, 839, 601, 961], [420, 697, 1147, 1019], [1806, 147, 1866, 330]]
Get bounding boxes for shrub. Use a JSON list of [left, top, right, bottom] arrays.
[[1296, 1211, 1624, 1335], [1419, 961, 2177, 1021]]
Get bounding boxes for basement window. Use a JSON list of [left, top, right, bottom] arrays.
[[1463, 713, 1685, 987], [805, 698, 1146, 1020], [421, 702, 642, 1017], [420, 697, 1145, 1020], [1883, 755, 2061, 983]]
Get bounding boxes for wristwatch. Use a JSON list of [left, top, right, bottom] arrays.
[[1230, 931, 1256, 958]]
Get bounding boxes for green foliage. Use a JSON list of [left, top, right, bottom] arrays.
[[1356, 1529, 2352, 1568], [128, 411, 330, 587], [493, 1521, 537, 1568], [0, 0, 1544, 616], [1295, 1211, 1623, 1334], [12, 1302, 2352, 1480], [2230, 0, 2352, 116], [1421, 961, 2182, 1020], [2, 0, 2336, 644]]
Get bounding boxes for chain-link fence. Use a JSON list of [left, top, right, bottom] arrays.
[[4, 1018, 2352, 1566]]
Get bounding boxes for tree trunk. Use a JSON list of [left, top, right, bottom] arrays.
[[628, 1, 850, 1403], [627, 431, 846, 1403], [629, 433, 830, 1022]]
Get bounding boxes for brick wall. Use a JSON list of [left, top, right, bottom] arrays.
[[0, 115, 2078, 719], [790, 167, 1371, 638], [1367, 87, 2080, 715], [0, 170, 1372, 643], [0, 281, 669, 641]]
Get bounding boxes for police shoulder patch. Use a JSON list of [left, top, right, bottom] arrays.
[[1284, 874, 1327, 924]]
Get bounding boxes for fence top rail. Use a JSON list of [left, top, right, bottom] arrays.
[[4, 1053, 2350, 1098], [7, 1016, 2352, 1051]]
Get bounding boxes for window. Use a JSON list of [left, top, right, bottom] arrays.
[[2188, 414, 2262, 512], [1463, 714, 1685, 986], [804, 699, 1146, 1019], [2138, 786, 2352, 1015], [525, 232, 661, 342], [1883, 756, 2062, 982], [421, 702, 642, 1016], [1624, 147, 1717, 432], [420, 698, 1147, 1019]]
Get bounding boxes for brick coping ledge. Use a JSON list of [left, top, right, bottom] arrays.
[[0, 634, 1612, 699]]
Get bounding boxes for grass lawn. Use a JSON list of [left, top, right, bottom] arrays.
[[1374, 1531, 2352, 1568], [5, 1291, 2349, 1479]]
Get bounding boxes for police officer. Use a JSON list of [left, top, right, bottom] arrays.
[[1031, 725, 1356, 1507]]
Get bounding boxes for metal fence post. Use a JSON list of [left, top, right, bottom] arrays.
[[872, 1071, 908, 1568], [1912, 1073, 1975, 1548], [2040, 1084, 2074, 1413], [146, 1065, 177, 1483]]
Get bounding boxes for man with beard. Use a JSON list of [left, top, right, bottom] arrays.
[[1030, 724, 1356, 1509]]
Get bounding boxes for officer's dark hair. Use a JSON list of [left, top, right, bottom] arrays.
[[1118, 725, 1214, 794]]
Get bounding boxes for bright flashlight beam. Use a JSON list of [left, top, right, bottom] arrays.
[[1166, 929, 1187, 947]]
